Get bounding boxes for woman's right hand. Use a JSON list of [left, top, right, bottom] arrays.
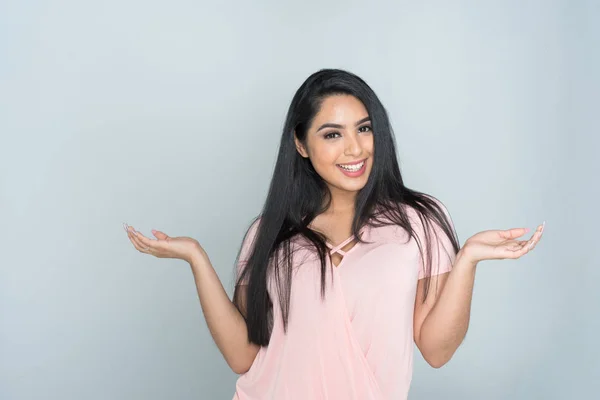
[[123, 223, 205, 264]]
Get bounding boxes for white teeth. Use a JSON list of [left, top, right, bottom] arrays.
[[338, 161, 365, 171]]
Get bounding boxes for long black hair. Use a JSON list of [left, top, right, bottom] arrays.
[[232, 68, 460, 346]]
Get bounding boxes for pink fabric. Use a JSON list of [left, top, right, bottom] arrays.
[[233, 201, 456, 400]]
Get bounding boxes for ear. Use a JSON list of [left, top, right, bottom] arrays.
[[294, 132, 309, 158]]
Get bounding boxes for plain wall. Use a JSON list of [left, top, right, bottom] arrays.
[[1, 0, 597, 398]]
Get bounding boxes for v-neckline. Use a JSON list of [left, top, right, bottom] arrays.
[[306, 220, 368, 269], [325, 234, 356, 253], [325, 228, 366, 268], [326, 235, 356, 268]]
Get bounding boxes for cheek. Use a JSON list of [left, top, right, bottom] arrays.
[[360, 135, 374, 154], [310, 143, 342, 168]]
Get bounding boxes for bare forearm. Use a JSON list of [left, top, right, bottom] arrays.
[[419, 251, 477, 366], [189, 251, 259, 373]]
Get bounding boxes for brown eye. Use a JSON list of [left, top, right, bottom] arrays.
[[324, 132, 341, 139], [358, 125, 372, 133]]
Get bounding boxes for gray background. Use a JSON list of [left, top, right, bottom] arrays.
[[1, 0, 597, 399]]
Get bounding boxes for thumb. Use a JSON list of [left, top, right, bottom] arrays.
[[152, 229, 169, 240], [500, 227, 529, 239]]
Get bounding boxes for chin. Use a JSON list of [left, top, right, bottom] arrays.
[[335, 177, 369, 193]]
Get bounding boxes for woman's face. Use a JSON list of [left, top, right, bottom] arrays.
[[295, 94, 374, 197]]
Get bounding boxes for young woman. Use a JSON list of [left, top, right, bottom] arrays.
[[124, 69, 545, 399]]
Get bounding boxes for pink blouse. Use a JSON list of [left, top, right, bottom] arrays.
[[232, 201, 456, 399]]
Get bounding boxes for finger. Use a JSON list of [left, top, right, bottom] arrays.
[[124, 223, 138, 237], [508, 241, 534, 258], [499, 228, 529, 240], [132, 229, 158, 251], [506, 228, 543, 258], [502, 234, 535, 252], [506, 240, 527, 251], [151, 229, 169, 240], [526, 223, 545, 251], [126, 226, 153, 254], [128, 230, 150, 253], [501, 241, 529, 257]]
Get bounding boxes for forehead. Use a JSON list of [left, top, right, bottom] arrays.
[[313, 95, 368, 122]]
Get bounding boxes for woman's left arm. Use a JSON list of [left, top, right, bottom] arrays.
[[414, 222, 545, 368]]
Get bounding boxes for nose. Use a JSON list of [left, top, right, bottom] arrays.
[[344, 133, 363, 157]]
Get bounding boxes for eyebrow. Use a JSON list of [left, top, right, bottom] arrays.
[[316, 116, 371, 133]]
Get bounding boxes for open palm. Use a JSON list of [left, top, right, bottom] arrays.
[[462, 221, 545, 263], [123, 223, 203, 264]]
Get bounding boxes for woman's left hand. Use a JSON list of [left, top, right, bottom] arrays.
[[461, 221, 545, 264]]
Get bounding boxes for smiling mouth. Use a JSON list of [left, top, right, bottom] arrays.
[[336, 159, 366, 171]]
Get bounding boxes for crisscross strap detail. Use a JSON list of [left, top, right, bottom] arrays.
[[325, 235, 356, 256]]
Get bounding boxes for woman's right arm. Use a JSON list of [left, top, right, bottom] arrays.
[[189, 250, 260, 374], [123, 224, 259, 374]]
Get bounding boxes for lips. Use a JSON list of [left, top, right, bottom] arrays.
[[336, 158, 366, 167]]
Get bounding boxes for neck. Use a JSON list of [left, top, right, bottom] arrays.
[[324, 186, 357, 215]]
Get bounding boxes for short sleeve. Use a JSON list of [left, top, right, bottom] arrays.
[[236, 217, 261, 285], [416, 197, 458, 280]]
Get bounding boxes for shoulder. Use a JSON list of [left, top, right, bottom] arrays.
[[401, 194, 451, 229], [239, 215, 262, 251], [368, 195, 452, 240], [245, 215, 262, 235]]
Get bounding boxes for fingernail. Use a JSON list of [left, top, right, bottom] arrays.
[[541, 220, 546, 233]]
